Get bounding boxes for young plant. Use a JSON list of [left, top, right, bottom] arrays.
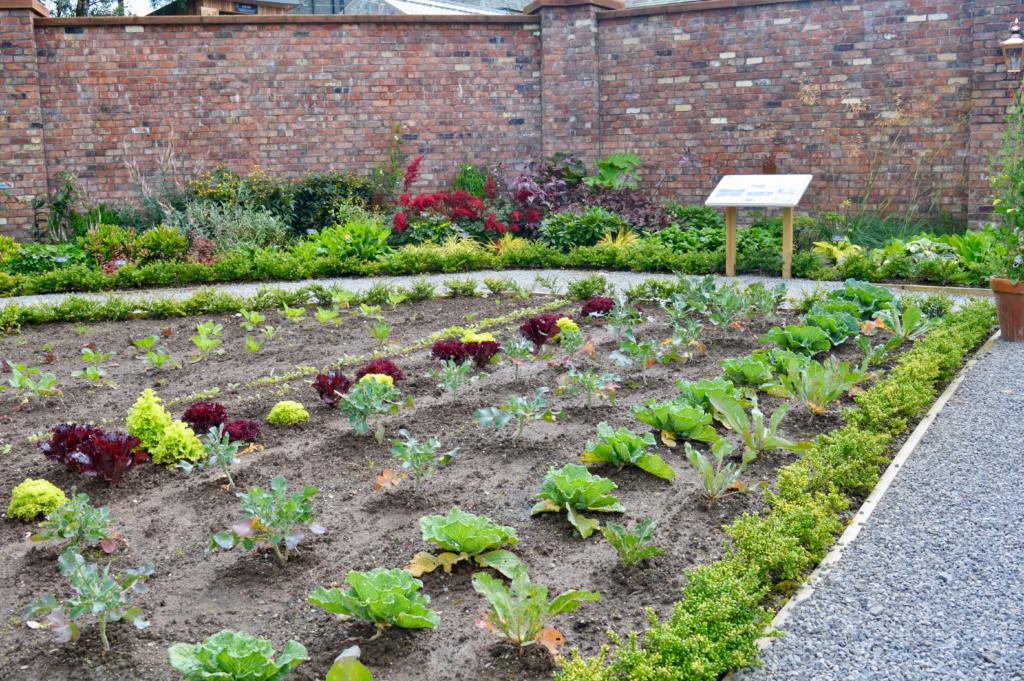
[[777, 357, 866, 415], [132, 335, 178, 370], [472, 569, 600, 648], [604, 297, 643, 339], [31, 492, 118, 554], [168, 630, 308, 681], [708, 393, 811, 458], [856, 334, 903, 372], [675, 377, 745, 412], [429, 359, 479, 397], [631, 400, 718, 447], [177, 425, 243, 491], [238, 309, 266, 331], [367, 318, 393, 349], [501, 338, 534, 381], [531, 464, 624, 538], [581, 422, 675, 481], [309, 568, 439, 632], [600, 517, 663, 567], [244, 335, 263, 353], [611, 330, 659, 372], [705, 285, 747, 328], [281, 303, 306, 324], [759, 324, 832, 356], [210, 476, 324, 565], [743, 282, 787, 317], [190, 321, 223, 360], [557, 367, 619, 407], [315, 307, 341, 326], [685, 438, 755, 504], [389, 429, 459, 492], [406, 507, 523, 579], [338, 374, 401, 441], [2, 361, 60, 400], [260, 325, 278, 342], [24, 548, 152, 651], [720, 355, 777, 395], [72, 346, 115, 386], [875, 304, 934, 341], [474, 387, 563, 440]]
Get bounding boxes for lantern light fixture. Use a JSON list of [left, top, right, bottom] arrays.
[[1002, 18, 1024, 74]]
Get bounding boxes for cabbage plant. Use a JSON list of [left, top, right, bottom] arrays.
[[631, 400, 719, 447], [168, 629, 308, 681], [581, 422, 675, 481], [309, 568, 439, 632], [531, 464, 624, 539], [407, 507, 524, 579]]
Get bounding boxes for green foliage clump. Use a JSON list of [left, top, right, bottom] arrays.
[[150, 421, 206, 466], [294, 219, 392, 262], [8, 479, 68, 521], [409, 507, 523, 579], [540, 208, 630, 252], [168, 629, 308, 681], [309, 568, 439, 630], [267, 400, 310, 427], [32, 492, 115, 553], [126, 388, 173, 451], [532, 464, 624, 539]]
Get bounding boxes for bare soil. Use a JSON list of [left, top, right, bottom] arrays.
[[0, 294, 861, 681]]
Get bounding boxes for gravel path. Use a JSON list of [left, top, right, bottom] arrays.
[[0, 269, 987, 309], [737, 337, 1024, 681]]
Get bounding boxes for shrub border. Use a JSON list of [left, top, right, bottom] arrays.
[[555, 300, 999, 681]]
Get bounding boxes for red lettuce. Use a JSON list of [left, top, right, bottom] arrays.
[[312, 371, 353, 407], [431, 339, 470, 364], [520, 313, 568, 350], [40, 424, 146, 485], [465, 341, 500, 368], [224, 419, 261, 443], [580, 296, 614, 318], [354, 359, 404, 382], [182, 401, 227, 434], [40, 423, 102, 466]]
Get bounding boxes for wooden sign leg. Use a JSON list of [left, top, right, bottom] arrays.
[[725, 207, 737, 277], [782, 206, 794, 280]]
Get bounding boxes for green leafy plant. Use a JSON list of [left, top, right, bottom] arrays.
[[190, 321, 224, 360], [581, 422, 675, 481], [316, 308, 342, 326], [759, 325, 832, 356], [72, 346, 115, 387], [501, 338, 534, 381], [829, 279, 895, 319], [531, 464, 624, 538], [24, 548, 152, 651], [150, 420, 205, 466], [720, 356, 777, 395], [805, 311, 860, 346], [168, 629, 309, 681], [132, 335, 179, 370], [875, 304, 933, 341], [584, 152, 641, 190], [281, 303, 306, 324], [406, 507, 523, 579], [631, 400, 718, 447], [474, 388, 563, 440], [601, 517, 663, 567], [309, 568, 439, 632], [238, 309, 266, 331], [339, 375, 400, 441], [708, 393, 811, 458], [776, 357, 866, 415], [705, 285, 747, 327], [443, 278, 479, 298], [429, 359, 478, 397], [472, 569, 600, 647], [367, 318, 393, 349], [245, 335, 263, 353], [126, 388, 173, 451], [389, 429, 458, 492], [177, 425, 243, 491], [7, 478, 67, 521], [540, 207, 629, 251], [326, 646, 373, 681], [557, 367, 619, 407], [856, 334, 903, 372], [1, 361, 60, 400], [675, 377, 744, 412], [31, 492, 117, 554], [685, 439, 755, 504], [267, 400, 309, 426], [611, 330, 660, 375], [210, 476, 324, 565]]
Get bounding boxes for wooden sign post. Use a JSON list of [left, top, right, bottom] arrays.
[[705, 174, 813, 279]]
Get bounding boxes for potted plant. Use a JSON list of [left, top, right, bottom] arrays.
[[991, 90, 1024, 341]]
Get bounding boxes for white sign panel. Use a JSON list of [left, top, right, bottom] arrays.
[[705, 174, 813, 208]]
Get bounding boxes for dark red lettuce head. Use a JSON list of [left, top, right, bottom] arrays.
[[224, 419, 261, 443], [75, 431, 147, 485], [519, 313, 569, 350], [182, 401, 228, 434], [465, 341, 500, 368], [40, 423, 102, 467], [580, 296, 614, 318], [312, 371, 353, 407], [354, 359, 404, 382], [431, 339, 470, 364]]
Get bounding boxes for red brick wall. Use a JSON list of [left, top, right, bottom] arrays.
[[1, 0, 1021, 238], [32, 17, 542, 212], [597, 0, 989, 218]]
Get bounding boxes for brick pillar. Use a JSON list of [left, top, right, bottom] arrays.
[[967, 3, 1019, 226], [0, 0, 48, 239], [526, 0, 622, 165]]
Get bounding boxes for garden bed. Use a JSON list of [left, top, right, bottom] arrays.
[[0, 281, 985, 681]]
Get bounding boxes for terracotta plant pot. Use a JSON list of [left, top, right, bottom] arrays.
[[991, 276, 1024, 341]]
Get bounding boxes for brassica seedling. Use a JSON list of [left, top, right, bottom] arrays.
[[389, 429, 458, 492], [474, 388, 563, 440], [601, 517, 663, 567]]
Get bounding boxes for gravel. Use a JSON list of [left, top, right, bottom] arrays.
[[736, 338, 1024, 681], [0, 268, 985, 309]]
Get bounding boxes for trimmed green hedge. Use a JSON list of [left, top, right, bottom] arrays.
[[555, 301, 997, 681]]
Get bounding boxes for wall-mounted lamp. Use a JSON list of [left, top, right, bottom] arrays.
[[1002, 18, 1024, 74]]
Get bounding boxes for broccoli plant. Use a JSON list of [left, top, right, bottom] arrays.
[[705, 285, 747, 328], [610, 330, 659, 373], [631, 400, 719, 447], [604, 296, 643, 339], [406, 507, 524, 579], [501, 338, 534, 381], [338, 374, 401, 442], [776, 357, 866, 415], [210, 476, 324, 565], [556, 368, 619, 407], [24, 548, 152, 651], [531, 464, 624, 538], [581, 422, 675, 481], [168, 629, 308, 681], [600, 517, 664, 567], [685, 439, 755, 505], [31, 492, 118, 554], [474, 388, 563, 440], [743, 282, 787, 317], [389, 429, 459, 492], [708, 393, 811, 458], [177, 425, 243, 491], [428, 359, 479, 397], [472, 569, 600, 648], [309, 568, 439, 633]]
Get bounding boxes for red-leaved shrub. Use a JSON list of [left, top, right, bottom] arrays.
[[312, 371, 353, 407]]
